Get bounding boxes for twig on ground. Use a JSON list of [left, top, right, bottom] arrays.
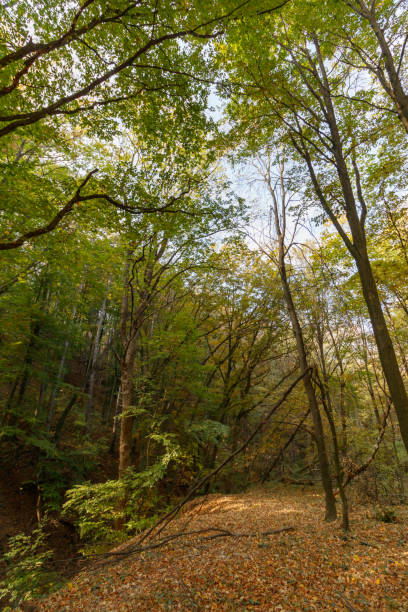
[[91, 525, 296, 564], [336, 592, 359, 612]]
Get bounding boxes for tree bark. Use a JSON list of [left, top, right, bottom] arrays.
[[266, 159, 337, 521], [297, 38, 408, 455], [354, 250, 408, 451], [118, 334, 138, 476], [278, 262, 337, 520], [47, 269, 86, 431], [351, 0, 408, 133], [84, 277, 111, 433]]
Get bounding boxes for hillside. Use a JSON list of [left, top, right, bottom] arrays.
[[34, 487, 408, 611]]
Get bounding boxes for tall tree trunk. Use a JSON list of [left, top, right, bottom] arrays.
[[35, 380, 47, 419], [53, 394, 78, 446], [314, 321, 349, 530], [110, 385, 121, 454], [267, 164, 337, 520], [354, 250, 408, 450], [118, 256, 136, 477], [84, 277, 111, 433], [16, 320, 41, 407], [47, 271, 86, 431], [278, 264, 337, 520], [325, 315, 348, 454], [118, 335, 138, 476], [298, 39, 408, 455]]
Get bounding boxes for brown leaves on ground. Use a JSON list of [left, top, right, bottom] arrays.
[[34, 486, 408, 611]]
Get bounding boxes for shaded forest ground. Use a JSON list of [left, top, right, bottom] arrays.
[[32, 486, 408, 611], [0, 431, 118, 583]]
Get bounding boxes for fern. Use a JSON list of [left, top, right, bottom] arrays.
[[63, 433, 183, 547], [0, 519, 59, 609]]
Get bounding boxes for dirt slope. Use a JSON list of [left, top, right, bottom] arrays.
[[33, 486, 408, 611]]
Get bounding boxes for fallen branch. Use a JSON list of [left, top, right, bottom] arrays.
[[134, 369, 309, 550], [201, 526, 295, 541], [337, 402, 391, 492], [261, 408, 311, 483], [336, 592, 359, 612], [51, 370, 306, 571], [90, 526, 296, 562]]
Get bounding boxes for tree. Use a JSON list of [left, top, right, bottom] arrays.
[[220, 2, 408, 454], [248, 150, 337, 520]]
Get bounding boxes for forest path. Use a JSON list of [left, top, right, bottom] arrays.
[[36, 486, 408, 611]]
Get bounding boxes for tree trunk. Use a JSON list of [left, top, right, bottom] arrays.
[[47, 271, 86, 431], [109, 385, 121, 454], [314, 320, 349, 530], [16, 320, 41, 407], [354, 250, 408, 452], [304, 40, 408, 455], [274, 226, 336, 519], [118, 256, 137, 478], [84, 277, 111, 433], [118, 336, 138, 477]]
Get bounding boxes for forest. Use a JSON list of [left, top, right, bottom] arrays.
[[1, 0, 408, 610]]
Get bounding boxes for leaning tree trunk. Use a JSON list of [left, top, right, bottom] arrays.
[[278, 259, 337, 520], [303, 39, 408, 455], [354, 239, 408, 452], [264, 153, 337, 520]]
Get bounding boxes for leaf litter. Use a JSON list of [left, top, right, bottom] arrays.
[[31, 486, 408, 611]]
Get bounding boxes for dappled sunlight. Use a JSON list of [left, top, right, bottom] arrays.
[[38, 488, 408, 611]]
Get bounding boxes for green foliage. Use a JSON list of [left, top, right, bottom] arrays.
[[2, 0, 408, 578], [0, 519, 59, 609], [374, 507, 400, 524], [63, 433, 183, 547], [190, 419, 230, 445]]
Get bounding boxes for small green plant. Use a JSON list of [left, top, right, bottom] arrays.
[[374, 506, 400, 523], [0, 519, 59, 609], [63, 432, 183, 549]]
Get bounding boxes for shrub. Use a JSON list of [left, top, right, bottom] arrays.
[[374, 506, 400, 523], [63, 432, 183, 549], [0, 519, 59, 609]]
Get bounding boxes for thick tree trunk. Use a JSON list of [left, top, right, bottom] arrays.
[[354, 250, 408, 452], [117, 256, 141, 478], [307, 40, 408, 455]]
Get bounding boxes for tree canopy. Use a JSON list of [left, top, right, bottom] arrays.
[[1, 0, 408, 607]]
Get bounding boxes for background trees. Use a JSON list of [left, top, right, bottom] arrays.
[[2, 0, 408, 605]]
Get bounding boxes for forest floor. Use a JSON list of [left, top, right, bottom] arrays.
[[32, 485, 408, 611]]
